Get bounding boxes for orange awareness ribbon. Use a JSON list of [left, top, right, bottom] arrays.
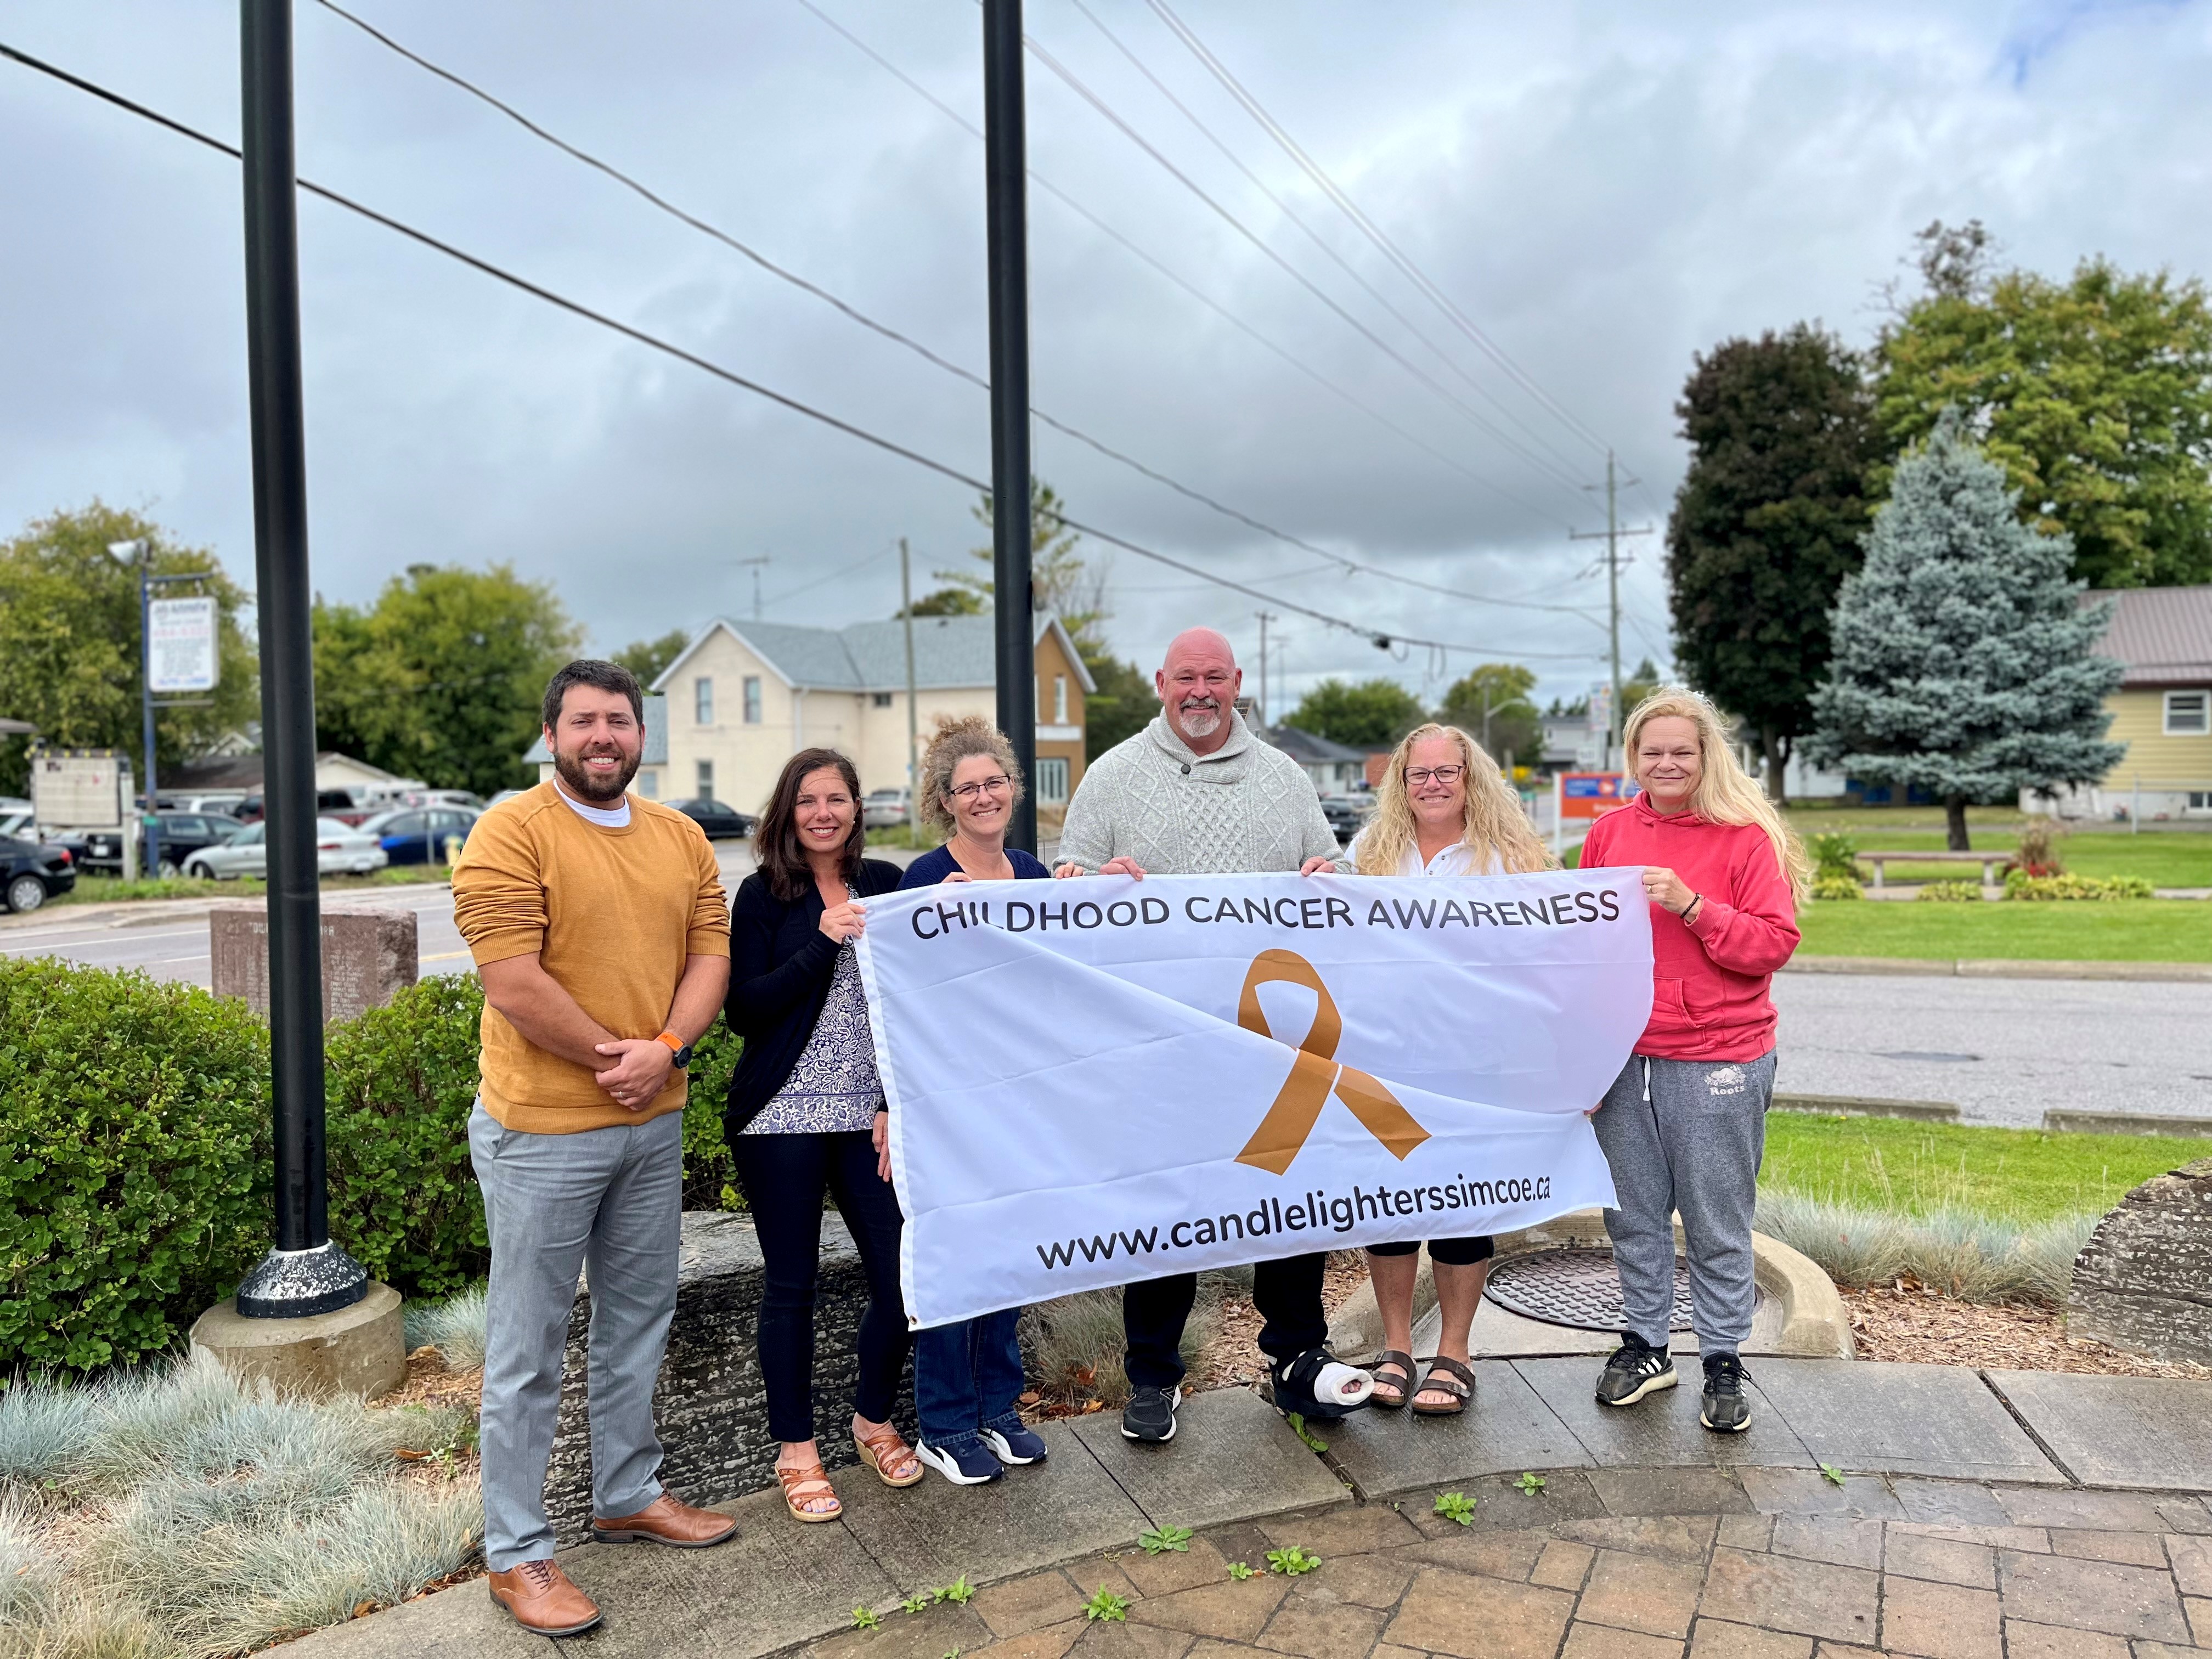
[[1232, 947, 1431, 1176]]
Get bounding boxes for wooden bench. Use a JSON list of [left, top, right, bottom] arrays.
[[1857, 849, 2005, 888]]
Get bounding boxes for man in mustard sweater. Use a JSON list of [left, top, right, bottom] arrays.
[[455, 660, 735, 1636]]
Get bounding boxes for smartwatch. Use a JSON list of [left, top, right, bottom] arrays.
[[654, 1031, 693, 1070]]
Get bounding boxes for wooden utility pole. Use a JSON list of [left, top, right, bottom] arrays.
[[1569, 450, 1651, 771]]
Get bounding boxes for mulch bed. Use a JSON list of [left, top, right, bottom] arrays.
[[1843, 1282, 2212, 1378], [1187, 1251, 1373, 1394]]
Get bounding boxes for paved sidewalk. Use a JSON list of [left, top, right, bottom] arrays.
[[295, 1361, 2212, 1659]]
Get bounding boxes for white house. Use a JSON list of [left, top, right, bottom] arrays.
[[634, 613, 1093, 817]]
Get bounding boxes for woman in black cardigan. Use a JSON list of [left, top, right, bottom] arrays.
[[725, 747, 915, 1525]]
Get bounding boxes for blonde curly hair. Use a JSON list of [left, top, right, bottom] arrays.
[[1355, 723, 1554, 876], [1622, 686, 1812, 901], [917, 713, 1025, 835]]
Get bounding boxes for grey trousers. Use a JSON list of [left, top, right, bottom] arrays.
[[1590, 1051, 1775, 1357], [470, 1102, 683, 1570]]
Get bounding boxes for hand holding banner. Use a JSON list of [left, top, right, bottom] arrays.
[[857, 868, 1652, 1327]]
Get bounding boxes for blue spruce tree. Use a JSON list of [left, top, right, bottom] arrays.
[[1807, 410, 2123, 850]]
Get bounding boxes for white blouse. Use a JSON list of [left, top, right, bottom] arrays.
[[1347, 828, 1504, 878]]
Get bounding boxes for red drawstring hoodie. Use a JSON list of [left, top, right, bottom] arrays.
[[1580, 793, 1801, 1061]]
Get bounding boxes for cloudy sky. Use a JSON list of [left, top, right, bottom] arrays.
[[4, 0, 2208, 716]]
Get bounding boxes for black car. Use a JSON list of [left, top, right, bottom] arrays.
[[667, 798, 756, 840], [57, 811, 244, 877], [1318, 795, 1369, 844], [2, 842, 76, 912]]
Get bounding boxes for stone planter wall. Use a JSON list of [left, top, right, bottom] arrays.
[[543, 1210, 912, 1545], [2068, 1156, 2212, 1366]]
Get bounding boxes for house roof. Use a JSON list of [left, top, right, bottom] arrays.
[[2086, 586, 2212, 687], [650, 613, 1097, 697], [170, 751, 408, 791], [522, 695, 669, 766], [1261, 724, 1372, 765]]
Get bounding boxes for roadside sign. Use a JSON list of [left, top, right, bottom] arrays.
[[1557, 771, 1639, 820], [149, 596, 218, 692], [29, 748, 130, 828]]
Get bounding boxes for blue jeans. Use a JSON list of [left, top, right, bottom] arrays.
[[913, 1310, 1025, 1453]]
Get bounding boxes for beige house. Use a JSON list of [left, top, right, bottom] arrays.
[[2028, 585, 2211, 820], [640, 613, 1092, 817]]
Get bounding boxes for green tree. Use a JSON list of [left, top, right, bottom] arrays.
[[1286, 678, 1425, 748], [611, 628, 690, 687], [895, 587, 985, 619], [0, 504, 258, 795], [1083, 653, 1154, 761], [1666, 324, 1879, 802], [1874, 229, 2212, 588], [945, 478, 1109, 652], [314, 562, 582, 797], [1437, 663, 1540, 765], [1807, 413, 2124, 850]]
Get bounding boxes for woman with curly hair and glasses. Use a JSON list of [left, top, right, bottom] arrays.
[[895, 716, 1053, 1485], [1347, 723, 1554, 1418]]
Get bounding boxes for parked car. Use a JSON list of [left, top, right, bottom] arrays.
[[182, 816, 390, 880], [152, 792, 249, 816], [235, 788, 375, 826], [862, 787, 912, 829], [665, 798, 756, 840], [55, 811, 246, 877], [1, 841, 74, 912], [356, 804, 481, 866], [1318, 794, 1370, 844], [0, 809, 37, 843]]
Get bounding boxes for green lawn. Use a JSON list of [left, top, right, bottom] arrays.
[[1796, 829, 2212, 889], [1786, 804, 2028, 835], [1762, 1113, 2203, 1222], [55, 867, 453, 906], [1796, 898, 2210, 961]]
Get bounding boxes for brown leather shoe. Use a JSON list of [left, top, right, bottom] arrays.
[[591, 1491, 740, 1548], [487, 1559, 601, 1635]]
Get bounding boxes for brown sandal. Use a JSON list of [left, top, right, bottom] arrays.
[[776, 1461, 842, 1523], [1411, 1356, 1476, 1417], [854, 1424, 925, 1488], [1367, 1350, 1415, 1410]]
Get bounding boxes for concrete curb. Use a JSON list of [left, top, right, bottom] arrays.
[[2042, 1109, 2212, 1139], [1785, 954, 2212, 983], [1773, 1093, 1960, 1123]]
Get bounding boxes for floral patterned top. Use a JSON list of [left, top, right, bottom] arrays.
[[741, 890, 883, 1135]]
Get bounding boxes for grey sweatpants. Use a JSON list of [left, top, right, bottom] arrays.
[[470, 1102, 683, 1570], [1589, 1051, 1775, 1356]]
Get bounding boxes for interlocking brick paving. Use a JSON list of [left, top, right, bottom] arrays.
[[804, 1473, 2212, 1658]]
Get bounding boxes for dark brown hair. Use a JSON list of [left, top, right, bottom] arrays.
[[757, 747, 865, 901], [542, 659, 645, 730]]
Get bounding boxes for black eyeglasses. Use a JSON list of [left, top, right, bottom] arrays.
[[1404, 765, 1465, 786]]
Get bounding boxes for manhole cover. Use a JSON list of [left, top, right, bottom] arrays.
[[1875, 1051, 1983, 1063], [1483, 1247, 1694, 1333]]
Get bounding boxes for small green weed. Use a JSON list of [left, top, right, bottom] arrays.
[[902, 1592, 932, 1615], [850, 1606, 880, 1630], [1227, 1561, 1257, 1581], [1514, 1472, 1548, 1497], [1084, 1587, 1129, 1623], [1821, 1464, 1847, 1488], [1266, 1546, 1320, 1576], [1433, 1491, 1478, 1526], [1284, 1412, 1329, 1453], [936, 1576, 975, 1605], [1139, 1523, 1193, 1555]]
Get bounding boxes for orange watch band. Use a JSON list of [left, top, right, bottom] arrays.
[[655, 1031, 685, 1054]]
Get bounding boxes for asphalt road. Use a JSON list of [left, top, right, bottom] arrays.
[[10, 852, 2208, 1129]]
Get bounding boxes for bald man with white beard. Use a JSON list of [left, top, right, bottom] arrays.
[[1053, 628, 1373, 1444]]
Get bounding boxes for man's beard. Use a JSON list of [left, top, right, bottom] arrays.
[[555, 743, 640, 804], [1175, 699, 1223, 740]]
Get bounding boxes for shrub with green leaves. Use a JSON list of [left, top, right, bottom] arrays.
[[1809, 832, 1860, 883], [1917, 880, 1983, 902], [2004, 870, 2154, 901], [0, 958, 272, 1374], [1810, 874, 1863, 902]]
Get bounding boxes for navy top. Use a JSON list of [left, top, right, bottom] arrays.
[[898, 843, 1053, 887]]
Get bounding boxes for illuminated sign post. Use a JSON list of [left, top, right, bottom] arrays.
[[1553, 770, 1639, 856]]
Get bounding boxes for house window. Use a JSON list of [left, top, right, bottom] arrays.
[[873, 692, 894, 709], [743, 676, 763, 725], [1036, 757, 1070, 804], [2165, 690, 2209, 736], [694, 677, 713, 725], [637, 769, 659, 799], [696, 759, 714, 799], [1054, 674, 1068, 724]]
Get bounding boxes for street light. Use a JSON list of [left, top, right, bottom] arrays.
[[108, 538, 160, 878]]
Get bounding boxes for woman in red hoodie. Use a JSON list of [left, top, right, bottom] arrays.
[[1581, 689, 1810, 1433]]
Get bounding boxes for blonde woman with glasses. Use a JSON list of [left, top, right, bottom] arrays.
[[1347, 724, 1554, 1416]]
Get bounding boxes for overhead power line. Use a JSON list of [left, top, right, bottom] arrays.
[[319, 0, 1593, 619], [787, 0, 1580, 536], [0, 36, 1600, 665], [1145, 0, 1616, 461]]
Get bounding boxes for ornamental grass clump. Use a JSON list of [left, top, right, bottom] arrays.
[[402, 1285, 489, 1372], [1753, 1190, 2097, 1305], [0, 1355, 481, 1658]]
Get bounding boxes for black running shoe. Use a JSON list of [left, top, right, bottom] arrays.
[[1701, 1352, 1752, 1433], [1594, 1333, 1678, 1407], [1270, 1347, 1376, 1421], [1121, 1384, 1181, 1442]]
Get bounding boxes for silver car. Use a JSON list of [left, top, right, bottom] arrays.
[[862, 787, 911, 828], [183, 816, 389, 879]]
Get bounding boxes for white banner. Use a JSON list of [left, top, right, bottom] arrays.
[[858, 868, 1654, 1328], [148, 596, 218, 693]]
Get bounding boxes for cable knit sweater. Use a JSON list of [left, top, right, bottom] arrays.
[[1057, 710, 1347, 876]]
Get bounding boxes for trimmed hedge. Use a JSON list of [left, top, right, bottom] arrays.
[[1, 958, 741, 1376]]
